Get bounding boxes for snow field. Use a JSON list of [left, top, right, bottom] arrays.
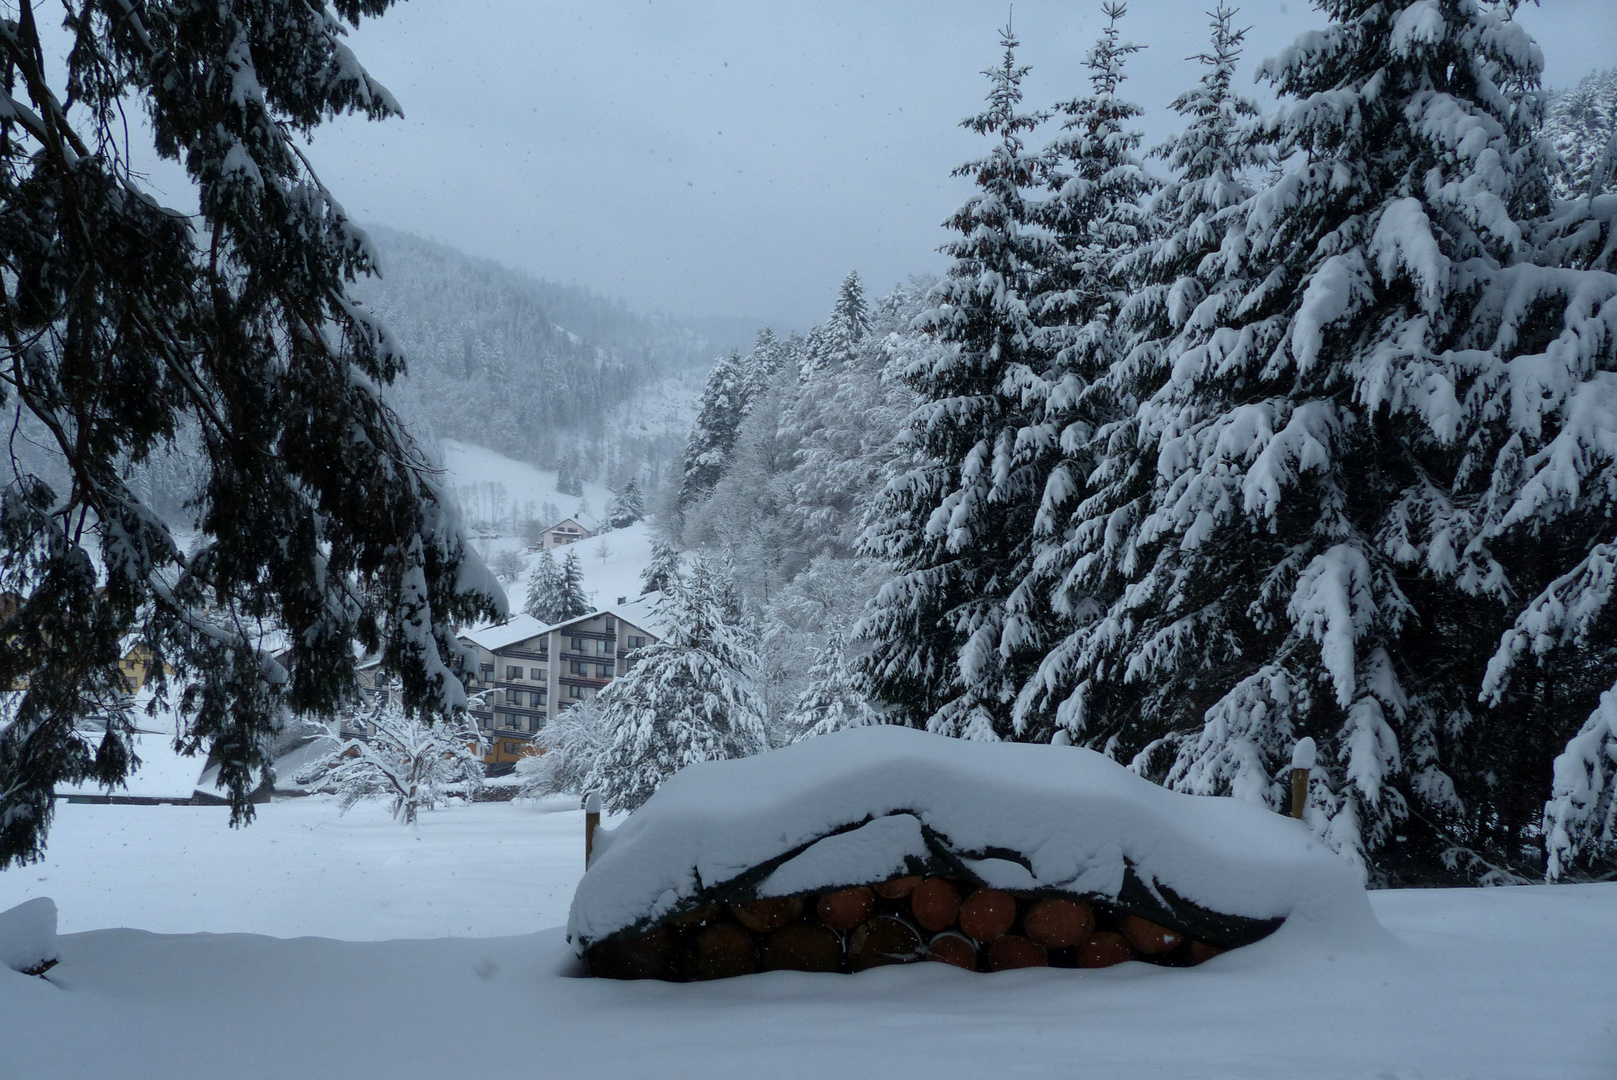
[[1, 798, 1613, 1080]]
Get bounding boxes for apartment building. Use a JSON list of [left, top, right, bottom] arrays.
[[458, 596, 664, 765]]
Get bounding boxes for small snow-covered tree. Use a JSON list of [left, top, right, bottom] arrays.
[[296, 697, 485, 825], [515, 697, 611, 798], [488, 549, 526, 585], [559, 550, 591, 618], [641, 540, 683, 596], [606, 477, 645, 529], [586, 554, 767, 810], [859, 22, 1055, 740], [788, 632, 880, 741], [524, 550, 563, 621], [801, 272, 871, 377], [679, 351, 753, 509]]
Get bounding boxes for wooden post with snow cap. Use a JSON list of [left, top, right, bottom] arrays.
[[1290, 738, 1315, 820], [584, 791, 602, 868]]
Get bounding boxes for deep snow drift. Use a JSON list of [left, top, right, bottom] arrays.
[[570, 726, 1377, 952], [0, 797, 1613, 1079]]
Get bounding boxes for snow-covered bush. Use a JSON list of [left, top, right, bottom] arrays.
[[515, 698, 612, 798], [296, 698, 486, 825]]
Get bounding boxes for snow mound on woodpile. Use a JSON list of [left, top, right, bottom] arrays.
[[0, 897, 58, 974], [568, 727, 1381, 953]]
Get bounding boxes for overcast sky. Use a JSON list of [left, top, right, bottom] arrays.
[[282, 1, 1617, 330]]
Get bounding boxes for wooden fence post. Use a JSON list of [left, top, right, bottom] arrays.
[[584, 791, 601, 868], [1290, 737, 1316, 820]]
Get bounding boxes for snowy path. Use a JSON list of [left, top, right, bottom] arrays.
[[2, 800, 1614, 1079]]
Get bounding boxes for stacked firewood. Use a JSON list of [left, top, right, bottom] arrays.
[[587, 875, 1235, 980]]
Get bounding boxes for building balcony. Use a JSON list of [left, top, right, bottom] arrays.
[[559, 674, 610, 689]]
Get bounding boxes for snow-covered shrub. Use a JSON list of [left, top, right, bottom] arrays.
[[516, 698, 612, 798], [296, 698, 486, 825]]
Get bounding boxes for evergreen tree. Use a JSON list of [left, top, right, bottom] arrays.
[[859, 23, 1055, 740], [802, 272, 871, 377], [586, 554, 767, 810], [788, 632, 880, 741], [678, 350, 751, 509], [1543, 68, 1617, 199], [0, 0, 501, 866], [558, 550, 591, 620], [1021, 4, 1265, 752], [523, 550, 566, 622], [1006, 2, 1156, 742], [1033, 0, 1583, 875], [606, 477, 645, 529], [641, 540, 683, 596]]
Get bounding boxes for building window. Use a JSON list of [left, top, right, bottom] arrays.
[[571, 660, 587, 675], [506, 665, 522, 681], [596, 664, 612, 679], [480, 663, 494, 681], [504, 741, 522, 755], [604, 616, 615, 632], [530, 691, 545, 707], [626, 635, 646, 650], [571, 636, 585, 652], [531, 667, 544, 680], [569, 684, 585, 699]]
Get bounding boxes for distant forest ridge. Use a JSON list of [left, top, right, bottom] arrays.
[[352, 226, 762, 491]]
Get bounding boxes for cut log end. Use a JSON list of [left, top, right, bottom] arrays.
[[873, 875, 924, 900], [910, 877, 963, 933], [1022, 897, 1095, 949], [848, 915, 923, 971], [729, 895, 804, 934], [760, 922, 843, 973], [1077, 930, 1135, 969], [986, 934, 1049, 971], [588, 928, 674, 980], [817, 886, 875, 931], [925, 931, 978, 970], [686, 923, 760, 980], [1121, 913, 1184, 956], [958, 888, 1017, 942], [1188, 940, 1225, 965]]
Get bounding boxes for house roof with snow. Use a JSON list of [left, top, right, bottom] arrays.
[[459, 613, 554, 653], [550, 594, 670, 640]]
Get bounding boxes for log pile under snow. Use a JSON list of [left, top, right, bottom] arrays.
[[568, 727, 1377, 981]]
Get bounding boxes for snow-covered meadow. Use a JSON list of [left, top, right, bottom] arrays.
[[3, 797, 1614, 1080]]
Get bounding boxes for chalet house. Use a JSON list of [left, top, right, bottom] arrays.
[[535, 517, 591, 550], [458, 596, 665, 765]]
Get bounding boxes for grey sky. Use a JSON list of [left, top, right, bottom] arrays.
[[293, 1, 1614, 330]]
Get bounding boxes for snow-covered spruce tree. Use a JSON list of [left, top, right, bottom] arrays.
[[523, 550, 564, 622], [678, 351, 752, 510], [801, 271, 871, 378], [1002, 3, 1156, 744], [0, 0, 502, 866], [640, 539, 683, 596], [1020, 5, 1267, 755], [1471, 156, 1617, 881], [1027, 0, 1582, 877], [296, 695, 485, 825], [585, 554, 767, 810], [558, 550, 591, 620], [786, 283, 928, 561], [788, 632, 880, 741], [859, 24, 1056, 740], [1542, 67, 1617, 200], [605, 477, 645, 529]]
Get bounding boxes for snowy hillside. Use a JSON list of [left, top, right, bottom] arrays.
[[439, 440, 659, 612]]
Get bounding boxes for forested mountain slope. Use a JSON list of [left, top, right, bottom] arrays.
[[353, 227, 752, 490]]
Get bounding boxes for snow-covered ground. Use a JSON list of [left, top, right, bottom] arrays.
[[2, 798, 1614, 1080], [439, 439, 659, 611]]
